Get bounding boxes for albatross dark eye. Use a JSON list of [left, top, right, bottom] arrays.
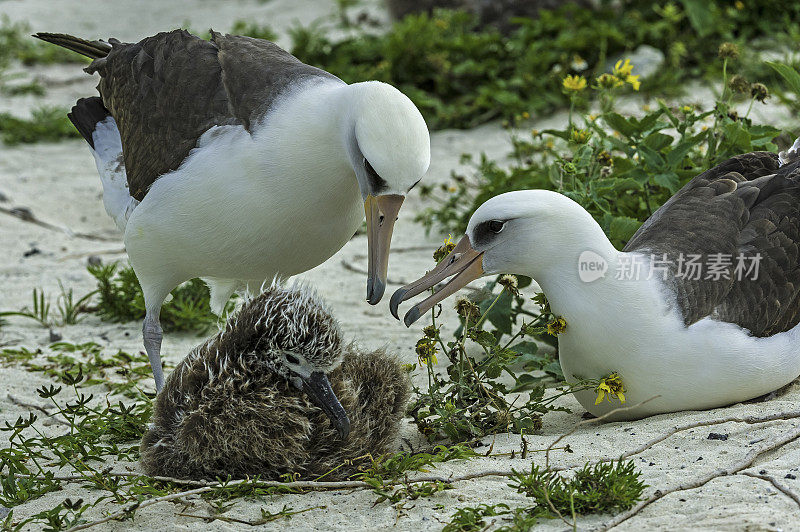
[[286, 354, 300, 365], [487, 220, 506, 233]]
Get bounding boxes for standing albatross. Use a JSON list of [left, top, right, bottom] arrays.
[[391, 144, 800, 420], [34, 30, 430, 391]]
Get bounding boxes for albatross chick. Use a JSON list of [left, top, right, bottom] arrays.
[[140, 284, 409, 480]]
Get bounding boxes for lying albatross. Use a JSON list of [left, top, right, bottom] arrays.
[[34, 30, 430, 391], [391, 144, 800, 420]]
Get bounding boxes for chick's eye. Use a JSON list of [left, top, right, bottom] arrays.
[[487, 220, 506, 233], [285, 354, 300, 365]]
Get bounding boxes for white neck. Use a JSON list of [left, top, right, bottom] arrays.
[[252, 78, 356, 179], [511, 210, 633, 321]]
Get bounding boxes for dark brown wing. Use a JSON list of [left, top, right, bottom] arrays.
[[623, 152, 800, 336], [86, 30, 339, 201], [212, 32, 340, 130]]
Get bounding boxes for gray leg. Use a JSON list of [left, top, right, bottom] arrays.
[[143, 311, 165, 392]]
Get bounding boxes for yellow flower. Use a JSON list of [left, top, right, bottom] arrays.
[[521, 111, 530, 119], [562, 74, 587, 92], [596, 73, 624, 90], [415, 337, 438, 366], [626, 74, 641, 91], [596, 150, 613, 167], [613, 59, 634, 77], [595, 372, 626, 405], [735, 0, 744, 9], [569, 128, 591, 144], [433, 234, 456, 263], [546, 317, 567, 336], [680, 105, 693, 114]]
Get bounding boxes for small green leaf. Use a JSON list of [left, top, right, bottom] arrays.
[[680, 0, 715, 36], [603, 113, 637, 137], [722, 122, 751, 151], [767, 62, 800, 95], [609, 216, 642, 243], [653, 172, 680, 193], [509, 341, 539, 356], [643, 132, 673, 152]]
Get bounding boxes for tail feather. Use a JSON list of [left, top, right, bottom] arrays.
[[32, 32, 111, 59], [67, 97, 110, 149]]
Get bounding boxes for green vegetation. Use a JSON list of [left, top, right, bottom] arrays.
[[0, 107, 80, 145], [88, 262, 231, 334], [768, 61, 800, 114], [0, 285, 93, 328], [510, 460, 646, 515], [409, 266, 583, 443], [417, 50, 785, 246], [442, 460, 645, 530], [1, 263, 229, 334], [0, 17, 88, 66], [2, 2, 797, 144], [236, 1, 800, 129]]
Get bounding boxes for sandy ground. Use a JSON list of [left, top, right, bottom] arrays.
[[3, 1, 800, 531]]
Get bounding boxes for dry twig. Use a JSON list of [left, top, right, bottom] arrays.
[[6, 393, 70, 426], [0, 205, 116, 242]]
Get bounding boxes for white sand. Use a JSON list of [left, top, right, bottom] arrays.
[[2, 1, 800, 530]]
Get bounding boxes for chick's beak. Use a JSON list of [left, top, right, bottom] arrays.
[[302, 371, 350, 439], [365, 194, 404, 305], [389, 234, 485, 326]]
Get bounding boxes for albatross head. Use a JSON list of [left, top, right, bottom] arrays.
[[390, 190, 613, 325], [345, 81, 430, 305], [245, 283, 350, 438]]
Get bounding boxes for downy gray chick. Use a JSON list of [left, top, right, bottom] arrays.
[[140, 283, 409, 480]]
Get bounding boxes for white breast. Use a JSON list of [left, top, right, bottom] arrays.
[[123, 79, 362, 296], [556, 253, 800, 420]]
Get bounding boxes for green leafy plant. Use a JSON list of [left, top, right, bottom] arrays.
[[443, 459, 645, 531], [443, 503, 513, 532], [418, 53, 782, 247], [0, 284, 94, 328], [509, 459, 646, 516], [0, 106, 81, 145], [767, 61, 800, 114], [236, 1, 800, 130], [0, 16, 88, 66], [408, 247, 589, 443], [87, 262, 232, 334]]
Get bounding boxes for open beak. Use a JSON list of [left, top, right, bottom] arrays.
[[365, 194, 404, 305], [302, 371, 350, 439], [389, 234, 485, 327]]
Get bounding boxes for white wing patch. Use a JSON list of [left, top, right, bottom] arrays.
[[90, 116, 138, 231]]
